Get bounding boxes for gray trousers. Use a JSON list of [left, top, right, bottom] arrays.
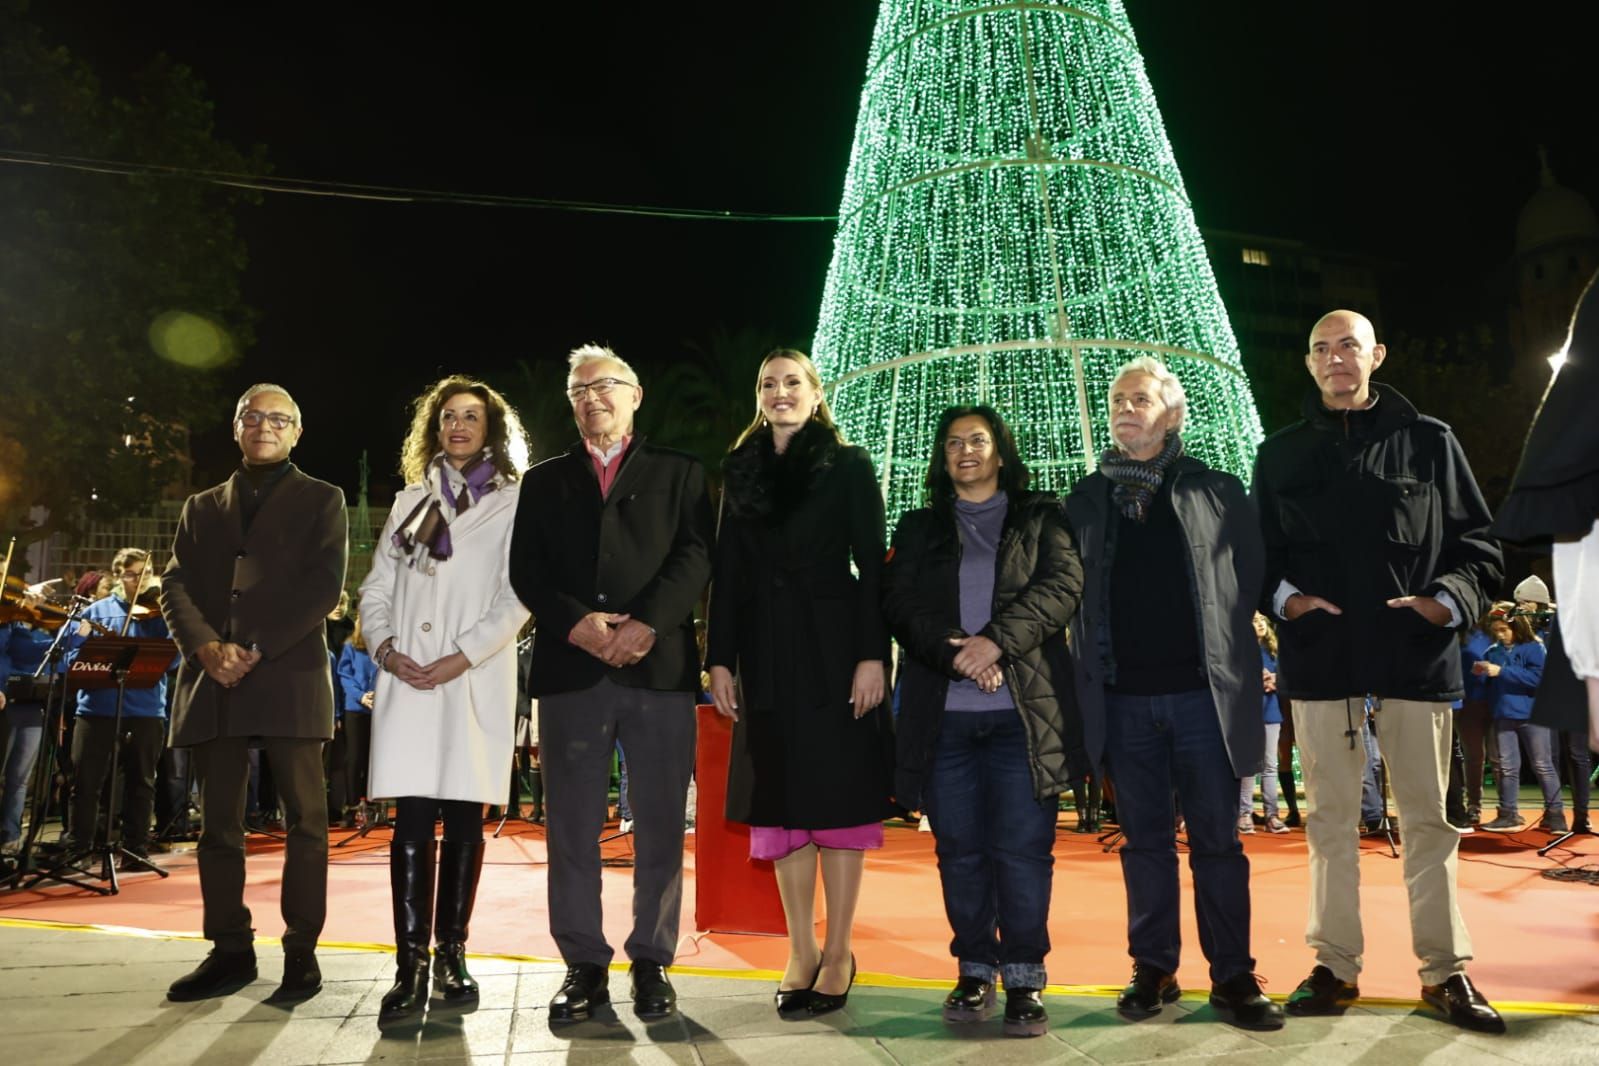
[[539, 677, 696, 966], [192, 736, 328, 953]]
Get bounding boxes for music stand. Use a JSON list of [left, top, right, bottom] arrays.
[[22, 636, 175, 894], [8, 602, 92, 890]]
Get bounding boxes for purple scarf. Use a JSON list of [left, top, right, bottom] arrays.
[[392, 452, 499, 562]]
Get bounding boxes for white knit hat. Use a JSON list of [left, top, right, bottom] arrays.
[[1513, 575, 1552, 605]]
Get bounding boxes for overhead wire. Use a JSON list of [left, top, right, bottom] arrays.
[[0, 147, 838, 223]]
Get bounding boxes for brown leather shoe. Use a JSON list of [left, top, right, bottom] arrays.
[[1421, 973, 1505, 1034]]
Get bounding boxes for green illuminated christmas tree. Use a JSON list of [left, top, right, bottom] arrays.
[[813, 0, 1263, 521]]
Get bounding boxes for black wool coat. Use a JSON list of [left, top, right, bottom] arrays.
[[882, 491, 1086, 811], [705, 423, 896, 829], [509, 439, 714, 697], [162, 465, 348, 746], [1065, 460, 1266, 778]]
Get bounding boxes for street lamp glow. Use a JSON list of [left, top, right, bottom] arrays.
[[1548, 348, 1568, 373]]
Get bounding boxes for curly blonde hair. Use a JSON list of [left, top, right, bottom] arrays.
[[399, 375, 529, 486]]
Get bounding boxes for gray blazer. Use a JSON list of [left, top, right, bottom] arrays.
[[1063, 457, 1266, 778], [161, 465, 348, 746]]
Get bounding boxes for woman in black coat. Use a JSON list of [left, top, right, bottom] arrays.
[[881, 404, 1085, 1038], [706, 349, 894, 1017]]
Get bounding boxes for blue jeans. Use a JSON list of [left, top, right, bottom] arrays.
[[1360, 714, 1384, 822], [1, 704, 45, 843], [923, 709, 1056, 990], [1105, 688, 1254, 983], [1239, 721, 1282, 818], [1495, 720, 1561, 815]]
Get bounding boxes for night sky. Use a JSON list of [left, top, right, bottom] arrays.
[[29, 2, 1599, 499]]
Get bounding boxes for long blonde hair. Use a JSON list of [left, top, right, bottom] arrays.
[[731, 349, 843, 449]]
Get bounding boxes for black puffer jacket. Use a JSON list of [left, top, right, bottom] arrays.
[[1253, 383, 1503, 702], [882, 491, 1086, 809]]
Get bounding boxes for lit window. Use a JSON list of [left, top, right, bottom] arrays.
[[1241, 248, 1271, 267]]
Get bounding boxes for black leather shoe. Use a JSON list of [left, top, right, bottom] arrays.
[[807, 953, 856, 1016], [168, 948, 258, 1001], [775, 961, 821, 1014], [1209, 972, 1284, 1030], [550, 962, 610, 1022], [273, 948, 321, 1002], [1421, 973, 1505, 1034], [630, 958, 676, 1018], [1117, 963, 1180, 1019], [1003, 988, 1048, 1037], [1285, 965, 1358, 1016], [941, 975, 996, 1023]]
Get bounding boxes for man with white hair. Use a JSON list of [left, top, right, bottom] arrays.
[[509, 344, 713, 1023], [1254, 310, 1505, 1033], [1065, 356, 1283, 1031], [161, 383, 348, 1003]]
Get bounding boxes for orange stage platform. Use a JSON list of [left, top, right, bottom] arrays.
[[3, 818, 1596, 1011]]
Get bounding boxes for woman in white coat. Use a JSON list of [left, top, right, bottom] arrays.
[[360, 374, 531, 1021]]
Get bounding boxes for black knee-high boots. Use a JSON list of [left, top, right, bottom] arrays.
[[433, 838, 486, 1002], [380, 840, 435, 1020]]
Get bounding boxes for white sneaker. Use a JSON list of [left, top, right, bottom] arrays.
[[919, 814, 933, 833], [1265, 816, 1289, 834], [618, 818, 634, 834], [1237, 816, 1255, 835]]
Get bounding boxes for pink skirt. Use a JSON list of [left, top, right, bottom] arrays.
[[748, 823, 885, 861]]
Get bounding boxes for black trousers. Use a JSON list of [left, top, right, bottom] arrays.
[[193, 735, 328, 953], [342, 712, 372, 804], [70, 716, 165, 849]]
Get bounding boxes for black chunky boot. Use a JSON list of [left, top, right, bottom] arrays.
[[379, 839, 436, 1022], [433, 838, 486, 1004]]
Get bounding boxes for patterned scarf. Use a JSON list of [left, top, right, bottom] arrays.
[[392, 450, 500, 562], [1099, 432, 1184, 523]]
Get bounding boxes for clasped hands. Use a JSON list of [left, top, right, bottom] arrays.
[[569, 611, 655, 669], [381, 643, 470, 691], [708, 659, 885, 722], [948, 634, 1004, 693], [1284, 592, 1451, 627], [198, 640, 262, 688]]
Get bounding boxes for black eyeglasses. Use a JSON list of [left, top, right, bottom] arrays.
[[566, 377, 636, 402], [239, 410, 296, 429]]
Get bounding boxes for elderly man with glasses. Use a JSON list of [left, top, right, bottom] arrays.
[[161, 383, 348, 1004], [509, 344, 713, 1023]]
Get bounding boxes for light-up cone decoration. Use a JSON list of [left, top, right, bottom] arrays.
[[812, 0, 1263, 523]]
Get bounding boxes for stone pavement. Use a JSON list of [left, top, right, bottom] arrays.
[[0, 921, 1594, 1065]]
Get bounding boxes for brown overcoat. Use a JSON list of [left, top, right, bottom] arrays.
[[161, 465, 348, 746]]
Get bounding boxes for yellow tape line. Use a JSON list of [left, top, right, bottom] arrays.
[[3, 916, 1594, 1017]]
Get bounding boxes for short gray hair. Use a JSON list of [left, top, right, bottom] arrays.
[[234, 383, 303, 427], [566, 344, 640, 389], [1108, 356, 1187, 432]]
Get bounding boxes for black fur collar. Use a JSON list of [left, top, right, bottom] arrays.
[[722, 419, 841, 521]]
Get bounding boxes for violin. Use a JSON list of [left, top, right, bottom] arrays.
[[0, 576, 114, 635], [127, 582, 164, 622]]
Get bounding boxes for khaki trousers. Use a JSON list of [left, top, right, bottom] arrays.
[[1293, 698, 1472, 986]]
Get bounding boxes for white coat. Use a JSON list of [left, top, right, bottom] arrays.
[[360, 475, 530, 804]]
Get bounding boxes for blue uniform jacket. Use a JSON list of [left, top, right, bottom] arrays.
[[64, 596, 180, 718], [336, 642, 378, 714], [1486, 640, 1545, 721]]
